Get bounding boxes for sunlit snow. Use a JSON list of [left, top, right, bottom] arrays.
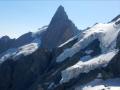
[[15, 43, 39, 57], [0, 43, 39, 63], [60, 49, 118, 83]]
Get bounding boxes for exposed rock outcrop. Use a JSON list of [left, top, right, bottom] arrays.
[[0, 48, 51, 90], [41, 5, 79, 49]]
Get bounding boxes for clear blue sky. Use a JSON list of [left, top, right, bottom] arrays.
[[0, 0, 120, 38]]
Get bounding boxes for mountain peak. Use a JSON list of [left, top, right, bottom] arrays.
[[0, 35, 10, 41], [49, 5, 68, 25], [57, 5, 64, 10], [41, 6, 79, 49]]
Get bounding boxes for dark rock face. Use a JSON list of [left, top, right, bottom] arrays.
[[0, 48, 51, 90], [41, 6, 79, 49], [105, 51, 120, 77], [0, 36, 15, 54], [82, 39, 101, 57]]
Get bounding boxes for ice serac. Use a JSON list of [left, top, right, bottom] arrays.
[[41, 5, 79, 49]]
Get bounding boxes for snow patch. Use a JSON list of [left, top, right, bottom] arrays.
[[14, 43, 39, 58], [60, 49, 118, 83], [75, 78, 120, 90], [0, 43, 39, 63]]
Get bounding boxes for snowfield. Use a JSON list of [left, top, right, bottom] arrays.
[[56, 22, 120, 63], [0, 43, 39, 63], [14, 43, 39, 58], [60, 49, 118, 83]]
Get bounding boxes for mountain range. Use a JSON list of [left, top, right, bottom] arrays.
[[0, 5, 120, 90]]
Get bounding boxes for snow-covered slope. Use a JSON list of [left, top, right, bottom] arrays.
[[56, 19, 120, 63], [14, 43, 39, 58], [60, 49, 118, 83], [0, 43, 39, 63]]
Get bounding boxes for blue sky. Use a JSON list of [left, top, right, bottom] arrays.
[[0, 0, 120, 38]]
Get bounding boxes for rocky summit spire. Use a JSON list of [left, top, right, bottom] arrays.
[[49, 5, 68, 25], [41, 5, 79, 49]]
